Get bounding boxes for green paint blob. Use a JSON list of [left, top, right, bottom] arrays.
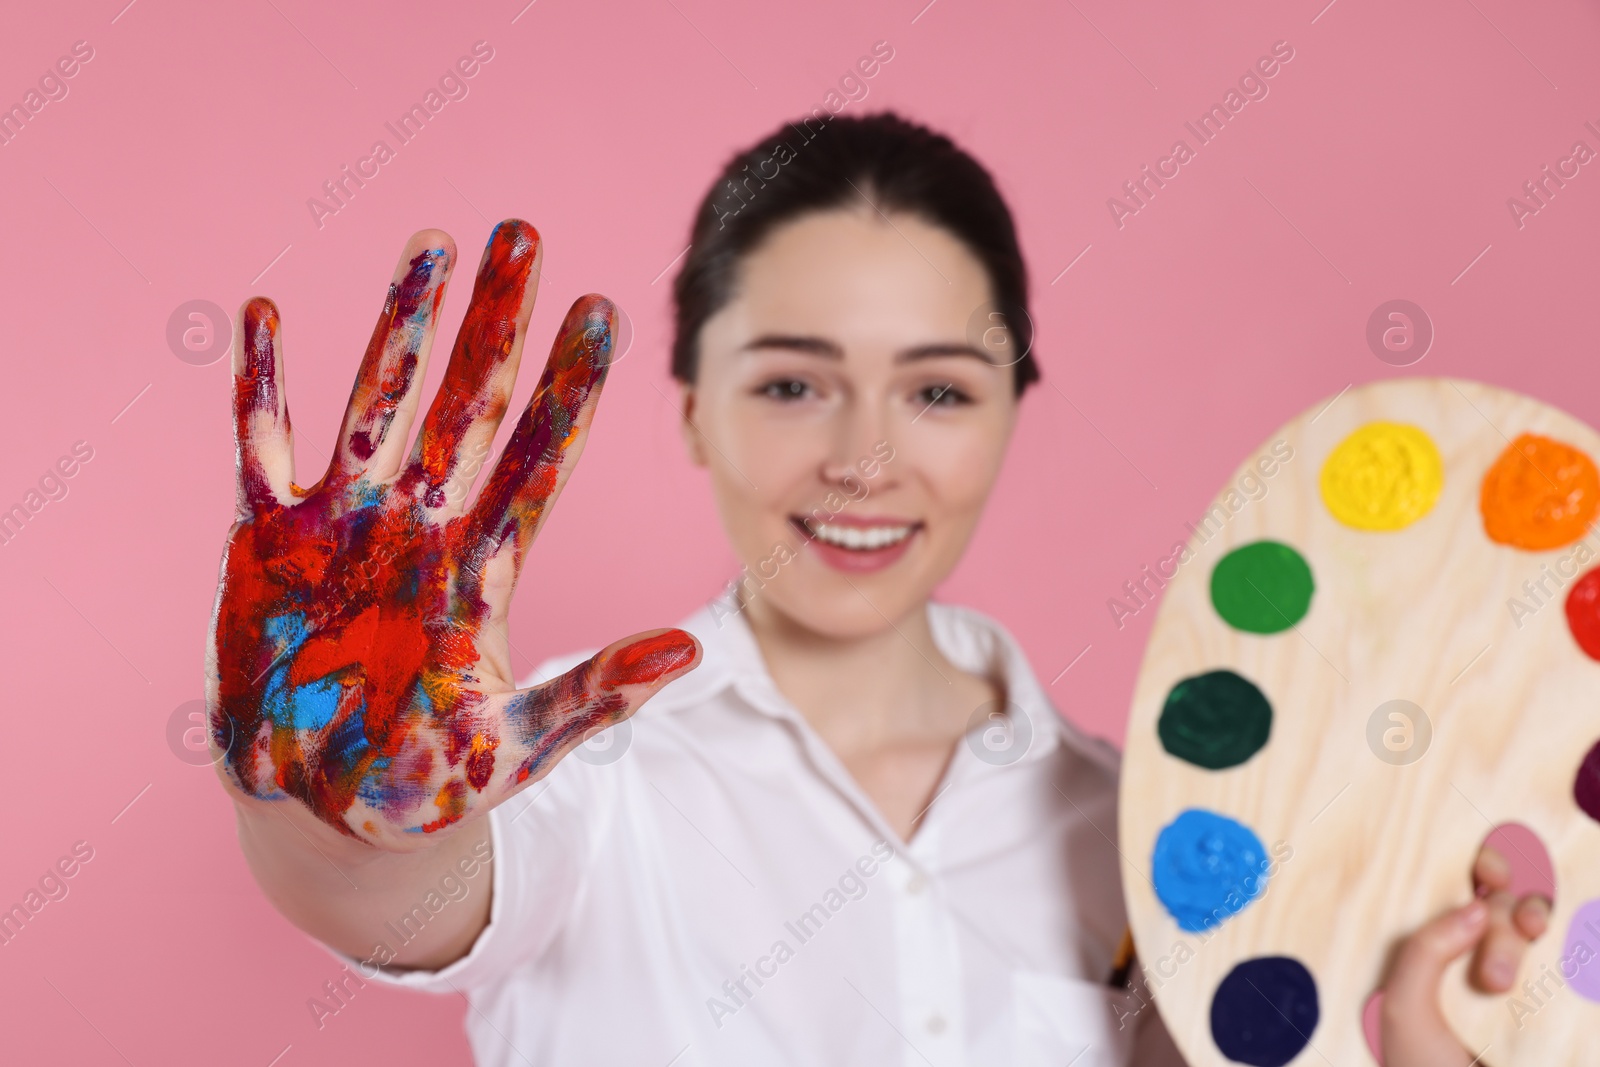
[[1210, 540, 1315, 634], [1159, 670, 1272, 770]]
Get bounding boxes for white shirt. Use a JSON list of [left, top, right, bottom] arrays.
[[331, 591, 1185, 1066]]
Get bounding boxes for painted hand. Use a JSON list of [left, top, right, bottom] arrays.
[[1378, 843, 1552, 1066], [205, 220, 700, 849]]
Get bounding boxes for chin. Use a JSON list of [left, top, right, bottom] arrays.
[[762, 587, 914, 641], [754, 552, 942, 641]]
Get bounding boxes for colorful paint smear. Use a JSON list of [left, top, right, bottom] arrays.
[[1210, 540, 1314, 634], [1210, 956, 1319, 1067], [209, 220, 698, 843], [1158, 670, 1272, 771], [1319, 421, 1443, 531], [1151, 808, 1271, 932], [1480, 432, 1600, 550]]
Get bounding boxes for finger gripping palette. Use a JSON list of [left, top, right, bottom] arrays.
[[1120, 378, 1600, 1066]]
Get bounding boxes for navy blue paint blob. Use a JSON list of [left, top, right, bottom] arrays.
[[1151, 809, 1271, 932], [1210, 956, 1320, 1067]]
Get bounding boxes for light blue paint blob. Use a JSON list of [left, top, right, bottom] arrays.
[[1152, 809, 1271, 932], [286, 676, 343, 731]]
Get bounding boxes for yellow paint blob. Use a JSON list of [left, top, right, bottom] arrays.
[[1320, 421, 1443, 530]]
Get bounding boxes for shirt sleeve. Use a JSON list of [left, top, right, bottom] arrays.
[[317, 651, 611, 994]]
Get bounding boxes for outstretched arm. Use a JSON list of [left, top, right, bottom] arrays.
[[207, 221, 698, 964]]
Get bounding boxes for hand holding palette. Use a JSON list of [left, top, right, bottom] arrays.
[[205, 221, 699, 849], [1121, 378, 1600, 1066]]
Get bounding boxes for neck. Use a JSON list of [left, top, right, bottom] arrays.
[[739, 592, 972, 752]]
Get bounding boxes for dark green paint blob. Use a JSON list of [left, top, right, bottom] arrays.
[[1210, 540, 1315, 634], [1159, 670, 1273, 770]]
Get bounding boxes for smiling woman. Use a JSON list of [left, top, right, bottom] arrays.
[[217, 112, 1201, 1067], [215, 111, 1528, 1067]]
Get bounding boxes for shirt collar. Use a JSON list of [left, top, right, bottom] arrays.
[[647, 583, 1120, 775]]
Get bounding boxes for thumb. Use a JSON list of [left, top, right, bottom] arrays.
[[589, 628, 703, 694], [1379, 900, 1488, 1067], [1388, 900, 1488, 1006], [497, 628, 701, 789]]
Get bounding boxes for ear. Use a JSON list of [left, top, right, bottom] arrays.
[[678, 382, 708, 467]]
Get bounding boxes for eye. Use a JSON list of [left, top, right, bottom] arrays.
[[758, 378, 813, 401], [915, 383, 972, 409]]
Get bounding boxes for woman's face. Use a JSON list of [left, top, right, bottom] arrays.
[[682, 206, 1021, 638]]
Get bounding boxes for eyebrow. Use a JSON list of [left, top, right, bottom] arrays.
[[738, 334, 1000, 366]]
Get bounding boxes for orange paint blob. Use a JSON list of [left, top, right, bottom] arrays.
[[1480, 433, 1600, 550], [421, 779, 469, 833]]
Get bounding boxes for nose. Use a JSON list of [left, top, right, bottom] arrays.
[[820, 395, 892, 487]]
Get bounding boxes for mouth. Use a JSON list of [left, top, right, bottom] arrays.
[[789, 515, 923, 573]]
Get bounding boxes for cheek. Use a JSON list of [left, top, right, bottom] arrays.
[[699, 400, 827, 563], [906, 420, 1011, 514], [723, 403, 826, 486]]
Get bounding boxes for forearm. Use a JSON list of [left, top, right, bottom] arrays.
[[230, 791, 492, 970]]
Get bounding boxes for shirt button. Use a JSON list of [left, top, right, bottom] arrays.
[[905, 873, 927, 895], [926, 1012, 946, 1035]]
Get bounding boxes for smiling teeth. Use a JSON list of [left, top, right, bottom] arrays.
[[808, 522, 913, 550]]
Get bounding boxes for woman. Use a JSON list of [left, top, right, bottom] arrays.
[[210, 113, 1549, 1065]]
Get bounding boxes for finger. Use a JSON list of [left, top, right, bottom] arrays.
[[332, 231, 456, 483], [494, 628, 700, 790], [1513, 894, 1552, 941], [465, 294, 616, 570], [1473, 843, 1511, 896], [233, 297, 295, 512], [1469, 889, 1527, 992], [403, 219, 543, 512]]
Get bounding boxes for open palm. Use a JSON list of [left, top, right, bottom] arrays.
[[205, 221, 698, 850]]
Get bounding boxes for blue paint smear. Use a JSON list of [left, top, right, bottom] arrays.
[[263, 612, 310, 657], [321, 698, 369, 770], [1152, 808, 1270, 932], [344, 476, 384, 512], [357, 755, 408, 813], [258, 611, 365, 733], [259, 613, 312, 730], [410, 679, 435, 722], [1210, 956, 1319, 1067], [285, 676, 343, 731]]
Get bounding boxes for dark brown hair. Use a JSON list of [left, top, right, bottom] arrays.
[[670, 111, 1039, 394]]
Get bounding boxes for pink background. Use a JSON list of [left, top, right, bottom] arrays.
[[3, 0, 1598, 1061]]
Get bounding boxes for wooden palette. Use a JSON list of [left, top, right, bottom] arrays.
[[1120, 378, 1600, 1066]]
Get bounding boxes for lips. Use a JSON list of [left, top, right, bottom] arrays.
[[789, 515, 923, 574]]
